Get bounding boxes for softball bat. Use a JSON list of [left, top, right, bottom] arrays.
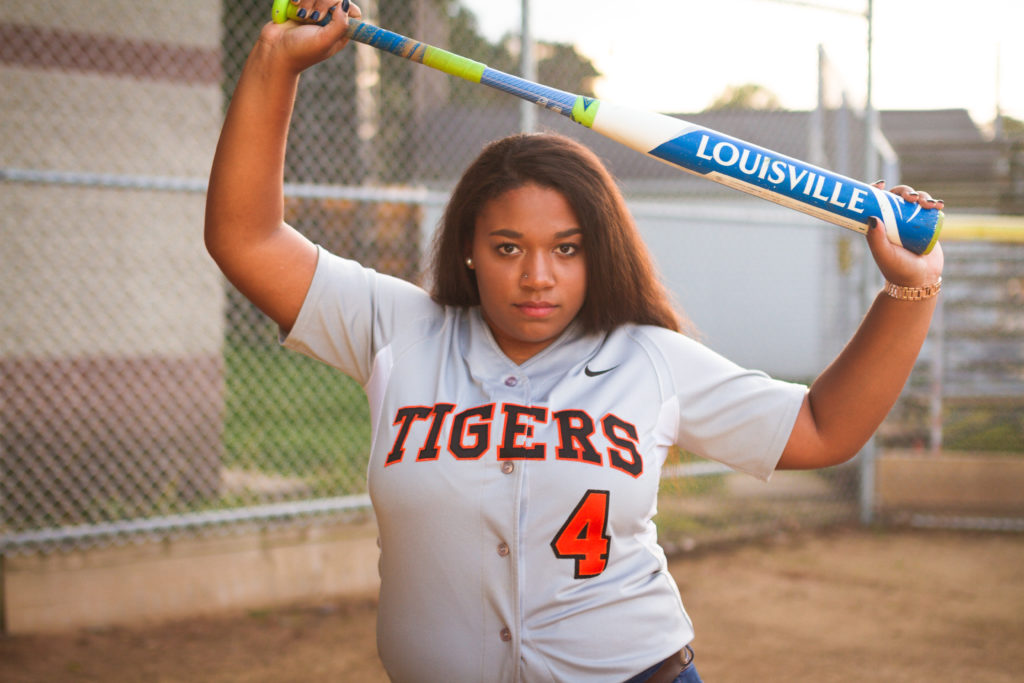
[[272, 0, 942, 254]]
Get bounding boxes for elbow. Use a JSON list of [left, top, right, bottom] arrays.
[[203, 208, 231, 266], [203, 223, 221, 262], [777, 438, 866, 471], [203, 201, 218, 257], [825, 443, 863, 468], [779, 392, 881, 470]]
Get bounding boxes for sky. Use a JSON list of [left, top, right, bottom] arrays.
[[460, 0, 1023, 129]]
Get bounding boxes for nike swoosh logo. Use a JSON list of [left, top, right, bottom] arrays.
[[584, 364, 618, 377]]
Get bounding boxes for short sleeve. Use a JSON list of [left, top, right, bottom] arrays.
[[639, 327, 807, 480], [281, 246, 436, 386]]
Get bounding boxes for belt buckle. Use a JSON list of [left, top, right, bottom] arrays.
[[646, 645, 695, 683]]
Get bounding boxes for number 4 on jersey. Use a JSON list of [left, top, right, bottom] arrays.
[[550, 489, 611, 579]]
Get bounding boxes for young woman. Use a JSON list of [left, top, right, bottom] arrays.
[[205, 3, 944, 681]]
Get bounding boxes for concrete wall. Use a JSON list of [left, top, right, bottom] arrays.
[[3, 521, 381, 635], [877, 452, 1024, 515]]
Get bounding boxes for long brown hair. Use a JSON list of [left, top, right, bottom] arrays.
[[430, 133, 686, 334]]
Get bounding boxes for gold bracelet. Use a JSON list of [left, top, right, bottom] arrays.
[[883, 277, 942, 301]]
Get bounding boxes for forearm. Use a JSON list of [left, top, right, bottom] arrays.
[[204, 39, 299, 260], [801, 291, 937, 463]]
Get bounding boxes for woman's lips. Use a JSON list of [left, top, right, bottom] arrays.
[[515, 301, 557, 318]]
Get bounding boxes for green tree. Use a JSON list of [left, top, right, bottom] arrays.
[[446, 16, 601, 105], [707, 83, 782, 111], [1002, 115, 1024, 139], [538, 42, 600, 98]]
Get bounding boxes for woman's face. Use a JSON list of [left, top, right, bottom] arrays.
[[469, 183, 587, 365]]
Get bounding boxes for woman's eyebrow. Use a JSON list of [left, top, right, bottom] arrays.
[[487, 227, 582, 238], [487, 228, 522, 238]]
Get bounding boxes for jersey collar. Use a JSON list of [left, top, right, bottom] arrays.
[[462, 307, 603, 385]]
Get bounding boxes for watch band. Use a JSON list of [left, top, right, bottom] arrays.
[[883, 277, 942, 301]]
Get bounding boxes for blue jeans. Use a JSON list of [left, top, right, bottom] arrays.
[[673, 664, 704, 683], [624, 646, 703, 683]]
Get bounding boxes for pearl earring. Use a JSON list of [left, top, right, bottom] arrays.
[[465, 257, 473, 268]]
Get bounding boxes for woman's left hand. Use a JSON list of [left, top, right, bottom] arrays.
[[866, 181, 944, 288]]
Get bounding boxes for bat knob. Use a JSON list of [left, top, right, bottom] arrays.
[[888, 204, 944, 255], [271, 0, 333, 26], [271, 0, 292, 23]]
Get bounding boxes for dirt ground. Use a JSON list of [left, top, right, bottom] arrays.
[[2, 527, 1022, 682]]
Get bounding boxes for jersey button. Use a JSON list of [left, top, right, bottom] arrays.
[[504, 376, 518, 387], [501, 461, 514, 474], [500, 627, 512, 642], [497, 542, 510, 557]]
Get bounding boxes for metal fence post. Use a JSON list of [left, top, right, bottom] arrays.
[[519, 0, 536, 133], [929, 293, 945, 453]]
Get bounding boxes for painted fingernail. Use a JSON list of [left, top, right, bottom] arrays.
[[342, 0, 350, 12], [311, 10, 320, 20], [297, 8, 307, 18], [874, 179, 885, 185]]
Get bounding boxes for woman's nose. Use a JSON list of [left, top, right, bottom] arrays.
[[521, 254, 554, 286]]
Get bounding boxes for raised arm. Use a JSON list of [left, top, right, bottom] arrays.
[[204, 1, 359, 332], [778, 183, 945, 469]]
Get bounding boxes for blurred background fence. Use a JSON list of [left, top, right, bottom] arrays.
[[2, 0, 1022, 561]]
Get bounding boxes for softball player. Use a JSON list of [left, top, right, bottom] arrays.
[[205, 3, 945, 681]]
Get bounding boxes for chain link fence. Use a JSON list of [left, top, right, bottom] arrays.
[[2, 0, 1021, 558]]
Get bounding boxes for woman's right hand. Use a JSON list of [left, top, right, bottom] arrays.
[[259, 1, 363, 75]]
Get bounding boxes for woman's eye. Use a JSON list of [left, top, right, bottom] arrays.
[[556, 244, 579, 256], [497, 243, 519, 255]]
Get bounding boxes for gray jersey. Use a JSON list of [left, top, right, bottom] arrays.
[[284, 246, 807, 682]]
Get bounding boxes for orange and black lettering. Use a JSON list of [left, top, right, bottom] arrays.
[[552, 409, 602, 465], [386, 406, 433, 465], [448, 404, 494, 460], [417, 403, 456, 460], [498, 404, 548, 460], [602, 414, 643, 477]]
